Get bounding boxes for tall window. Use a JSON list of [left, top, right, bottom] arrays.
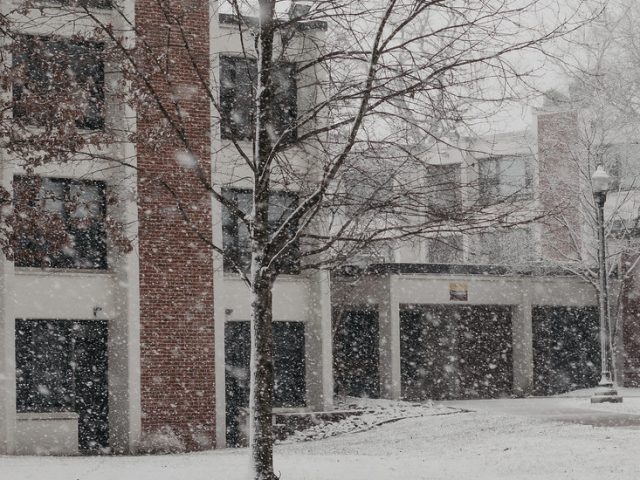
[[604, 143, 640, 191], [12, 36, 104, 130], [426, 235, 463, 264], [473, 228, 534, 265], [478, 156, 532, 202], [15, 320, 76, 412], [16, 319, 109, 451], [426, 164, 461, 212], [14, 176, 108, 269], [225, 321, 306, 410], [219, 56, 297, 143], [221, 189, 299, 274], [343, 168, 395, 216]]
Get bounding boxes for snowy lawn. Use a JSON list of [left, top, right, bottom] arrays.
[[3, 396, 640, 480]]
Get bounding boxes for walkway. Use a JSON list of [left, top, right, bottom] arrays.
[[442, 390, 640, 428]]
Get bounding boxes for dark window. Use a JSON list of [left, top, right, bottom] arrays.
[[602, 143, 640, 192], [16, 320, 75, 412], [473, 228, 533, 265], [224, 320, 306, 424], [343, 168, 395, 216], [221, 189, 299, 274], [333, 307, 380, 398], [478, 156, 532, 203], [426, 235, 462, 264], [14, 176, 108, 269], [219, 56, 297, 143], [13, 36, 104, 130], [426, 164, 461, 212], [16, 319, 109, 451]]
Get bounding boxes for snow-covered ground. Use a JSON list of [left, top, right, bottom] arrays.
[[3, 395, 640, 480], [279, 397, 457, 443]]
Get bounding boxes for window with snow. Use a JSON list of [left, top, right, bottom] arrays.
[[221, 189, 300, 274], [225, 320, 306, 410], [601, 143, 640, 192], [13, 176, 108, 269], [219, 56, 297, 144], [478, 156, 533, 203], [12, 36, 105, 130], [342, 167, 395, 216], [426, 235, 463, 264], [425, 164, 462, 214], [15, 320, 76, 413], [473, 228, 534, 265]]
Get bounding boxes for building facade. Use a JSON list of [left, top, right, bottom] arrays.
[[1, 0, 639, 457]]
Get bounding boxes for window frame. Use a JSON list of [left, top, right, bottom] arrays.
[[224, 320, 306, 410], [478, 155, 533, 203], [219, 55, 298, 144], [13, 176, 109, 270], [12, 35, 105, 130], [474, 228, 533, 265], [15, 319, 77, 413], [426, 235, 463, 264], [425, 163, 462, 212], [221, 188, 300, 275]]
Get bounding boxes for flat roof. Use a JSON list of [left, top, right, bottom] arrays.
[[219, 13, 328, 32], [333, 263, 594, 278]]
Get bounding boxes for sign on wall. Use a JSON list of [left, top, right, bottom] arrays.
[[449, 282, 468, 301]]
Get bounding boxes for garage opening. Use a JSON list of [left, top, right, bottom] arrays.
[[532, 306, 600, 395], [333, 307, 380, 398], [15, 319, 109, 453], [224, 320, 306, 447], [400, 304, 513, 400]]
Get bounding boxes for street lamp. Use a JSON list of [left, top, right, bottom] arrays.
[[591, 166, 622, 403]]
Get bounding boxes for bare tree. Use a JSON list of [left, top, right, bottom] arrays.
[[539, 0, 640, 383], [1, 0, 600, 478]]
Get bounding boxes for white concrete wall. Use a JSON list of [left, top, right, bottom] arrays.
[[210, 17, 331, 446], [15, 413, 79, 456], [392, 275, 597, 307], [0, 2, 141, 455]]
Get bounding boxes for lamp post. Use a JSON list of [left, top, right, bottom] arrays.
[[590, 166, 622, 403]]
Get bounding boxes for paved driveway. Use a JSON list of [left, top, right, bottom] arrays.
[[440, 395, 640, 428]]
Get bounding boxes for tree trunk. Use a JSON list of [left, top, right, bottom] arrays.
[[249, 274, 277, 480], [250, 2, 278, 478]]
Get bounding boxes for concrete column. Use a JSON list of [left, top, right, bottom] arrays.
[[306, 269, 334, 410], [379, 275, 401, 399], [512, 280, 534, 395], [107, 6, 141, 450], [109, 161, 142, 454], [212, 193, 227, 447], [0, 173, 16, 455], [0, 21, 16, 456]]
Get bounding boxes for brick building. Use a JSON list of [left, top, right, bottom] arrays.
[[1, 0, 639, 457]]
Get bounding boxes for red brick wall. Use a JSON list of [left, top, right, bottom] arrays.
[[537, 110, 582, 260], [134, 0, 215, 451]]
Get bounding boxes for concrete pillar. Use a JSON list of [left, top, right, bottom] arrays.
[[306, 269, 334, 410], [0, 209, 16, 456], [379, 275, 401, 399], [212, 193, 227, 447], [512, 280, 534, 395]]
